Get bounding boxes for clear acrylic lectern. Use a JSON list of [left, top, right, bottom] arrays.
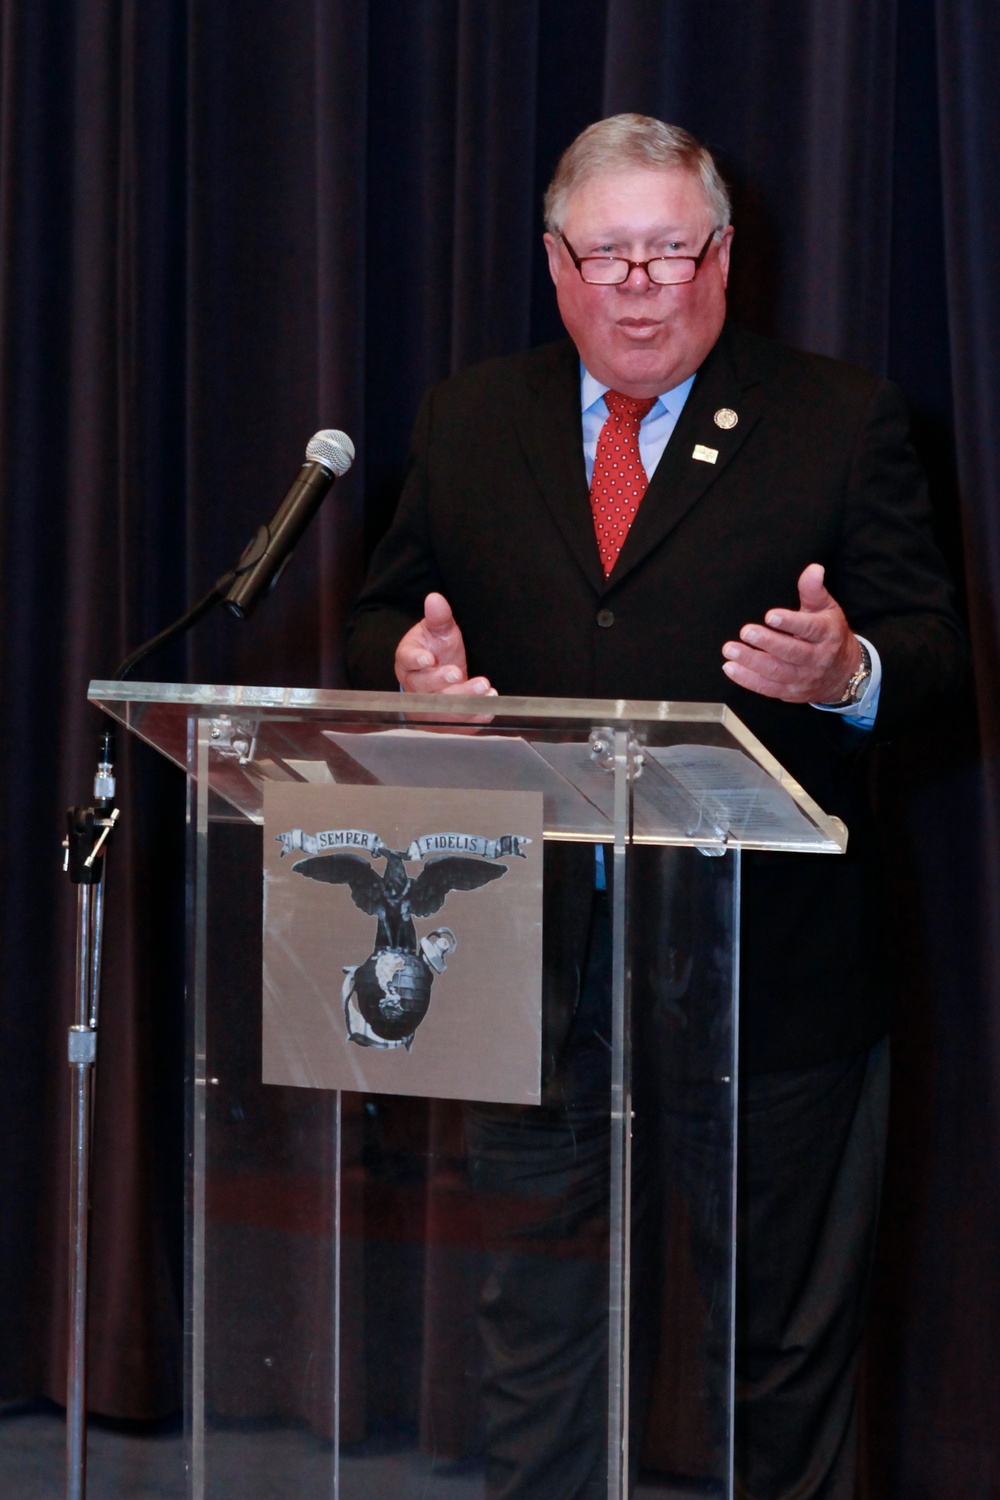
[[89, 682, 845, 1500]]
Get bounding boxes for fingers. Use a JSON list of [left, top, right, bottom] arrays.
[[440, 680, 498, 696], [724, 612, 845, 673], [395, 592, 468, 689], [400, 667, 498, 730], [395, 628, 431, 676], [395, 593, 496, 696], [723, 563, 859, 703], [724, 638, 806, 679], [738, 619, 826, 657], [721, 654, 815, 702], [395, 625, 437, 687], [722, 623, 857, 700], [722, 643, 821, 701], [395, 630, 459, 685], [397, 654, 494, 695]]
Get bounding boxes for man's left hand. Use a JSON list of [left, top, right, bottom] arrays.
[[721, 563, 861, 704]]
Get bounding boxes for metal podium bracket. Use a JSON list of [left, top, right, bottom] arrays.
[[589, 725, 645, 779], [207, 716, 258, 765]]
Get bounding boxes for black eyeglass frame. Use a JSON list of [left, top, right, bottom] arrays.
[[559, 228, 720, 285]]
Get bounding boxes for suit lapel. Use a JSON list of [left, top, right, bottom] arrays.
[[606, 326, 767, 594], [505, 342, 606, 594], [503, 327, 772, 598]]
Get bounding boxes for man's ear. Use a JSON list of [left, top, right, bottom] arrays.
[[542, 231, 561, 288], [717, 225, 734, 289]]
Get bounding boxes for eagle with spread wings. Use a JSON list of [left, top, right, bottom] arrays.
[[292, 846, 507, 953]]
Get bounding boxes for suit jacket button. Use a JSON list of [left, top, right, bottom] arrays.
[[597, 609, 614, 628]]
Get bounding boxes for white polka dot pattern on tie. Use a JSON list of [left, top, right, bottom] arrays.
[[589, 390, 656, 577]]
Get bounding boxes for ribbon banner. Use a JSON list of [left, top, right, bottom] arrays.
[[276, 827, 531, 861]]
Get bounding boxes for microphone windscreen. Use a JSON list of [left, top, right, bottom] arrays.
[[306, 429, 355, 476]]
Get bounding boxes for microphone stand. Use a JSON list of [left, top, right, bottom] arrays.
[[61, 563, 242, 1500], [61, 442, 346, 1498], [62, 736, 118, 1500]]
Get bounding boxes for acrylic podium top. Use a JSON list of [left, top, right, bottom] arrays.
[[88, 680, 847, 854]]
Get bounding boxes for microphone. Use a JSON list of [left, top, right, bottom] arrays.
[[223, 428, 355, 619]]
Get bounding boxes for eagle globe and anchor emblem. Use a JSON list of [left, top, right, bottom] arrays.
[[277, 826, 531, 1051]]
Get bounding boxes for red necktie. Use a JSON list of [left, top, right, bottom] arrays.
[[589, 390, 656, 576]]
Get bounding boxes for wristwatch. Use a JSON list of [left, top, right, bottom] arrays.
[[824, 639, 872, 707]]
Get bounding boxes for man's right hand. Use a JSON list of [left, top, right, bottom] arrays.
[[395, 592, 497, 696]]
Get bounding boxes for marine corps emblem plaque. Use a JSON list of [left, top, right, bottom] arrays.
[[262, 781, 544, 1104]]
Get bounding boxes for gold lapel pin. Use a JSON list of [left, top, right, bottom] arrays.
[[692, 444, 719, 464], [714, 407, 738, 429]]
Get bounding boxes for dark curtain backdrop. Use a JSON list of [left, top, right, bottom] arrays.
[[1, 1, 997, 1493]]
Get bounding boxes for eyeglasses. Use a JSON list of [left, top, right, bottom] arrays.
[[559, 229, 719, 286]]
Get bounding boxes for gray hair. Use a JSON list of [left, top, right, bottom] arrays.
[[543, 114, 731, 236]]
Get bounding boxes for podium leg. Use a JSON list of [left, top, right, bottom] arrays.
[[186, 718, 210, 1500], [607, 730, 633, 1500], [332, 1088, 342, 1500]]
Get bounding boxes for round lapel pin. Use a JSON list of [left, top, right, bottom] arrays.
[[714, 407, 738, 430]]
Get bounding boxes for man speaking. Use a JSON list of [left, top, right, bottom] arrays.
[[346, 116, 964, 1499]]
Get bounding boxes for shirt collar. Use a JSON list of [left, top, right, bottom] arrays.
[[580, 362, 696, 417]]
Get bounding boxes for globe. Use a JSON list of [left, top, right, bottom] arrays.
[[352, 948, 434, 1041]]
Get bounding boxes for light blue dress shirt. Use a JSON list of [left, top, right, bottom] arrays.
[[580, 363, 881, 730]]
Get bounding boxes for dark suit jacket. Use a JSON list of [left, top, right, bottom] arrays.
[[346, 325, 966, 1073]]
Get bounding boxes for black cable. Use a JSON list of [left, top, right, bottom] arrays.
[[113, 570, 236, 682]]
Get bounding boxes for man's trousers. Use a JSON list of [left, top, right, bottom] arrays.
[[464, 893, 889, 1500]]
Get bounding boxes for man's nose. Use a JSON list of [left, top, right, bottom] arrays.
[[621, 262, 654, 290]]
